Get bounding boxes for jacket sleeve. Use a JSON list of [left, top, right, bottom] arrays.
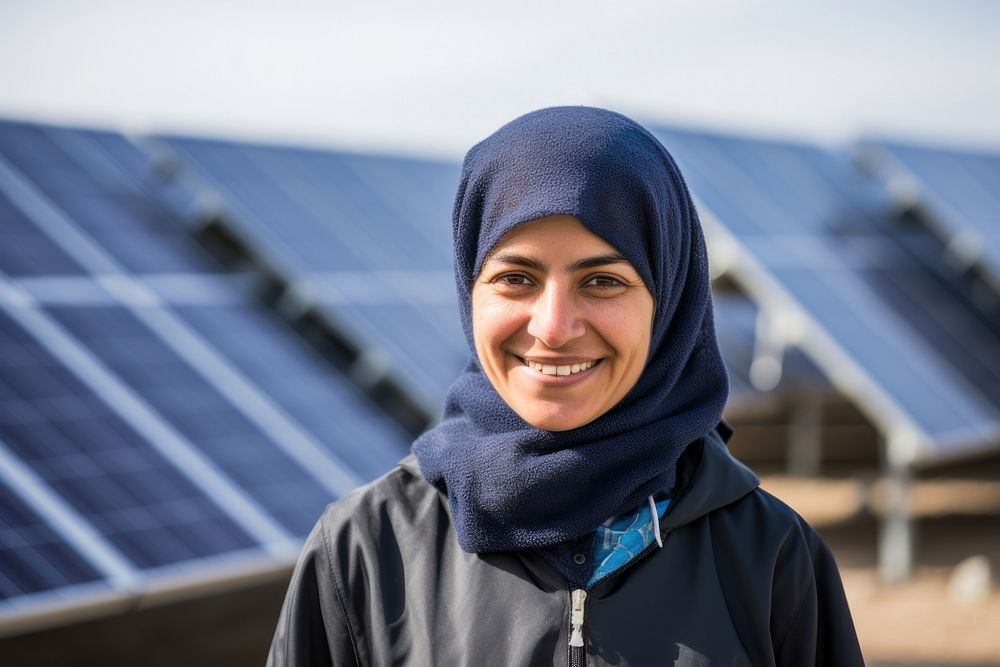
[[771, 523, 865, 667], [266, 518, 361, 667]]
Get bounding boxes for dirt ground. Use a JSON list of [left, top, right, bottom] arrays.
[[762, 474, 1000, 666]]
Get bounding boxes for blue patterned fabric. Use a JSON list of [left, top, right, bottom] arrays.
[[588, 498, 671, 588]]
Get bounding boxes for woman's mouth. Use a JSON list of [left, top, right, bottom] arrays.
[[518, 357, 604, 376]]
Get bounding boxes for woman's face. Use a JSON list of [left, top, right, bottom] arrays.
[[471, 215, 655, 431]]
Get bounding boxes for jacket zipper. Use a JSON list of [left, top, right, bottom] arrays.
[[568, 588, 587, 667], [565, 524, 670, 666]]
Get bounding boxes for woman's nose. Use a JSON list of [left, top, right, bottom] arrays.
[[526, 286, 585, 348]]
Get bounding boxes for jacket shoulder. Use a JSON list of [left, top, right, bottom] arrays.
[[267, 457, 449, 667], [727, 485, 824, 547], [318, 455, 438, 532], [709, 484, 837, 603], [705, 485, 863, 666], [311, 455, 456, 592]]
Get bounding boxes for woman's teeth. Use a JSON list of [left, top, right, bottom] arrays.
[[526, 360, 597, 376]]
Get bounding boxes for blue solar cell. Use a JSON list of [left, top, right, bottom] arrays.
[[0, 191, 84, 276], [0, 122, 67, 168], [0, 482, 103, 600], [82, 132, 157, 187], [885, 144, 997, 226], [649, 131, 768, 236], [47, 305, 341, 536], [0, 310, 258, 568], [651, 125, 1000, 455], [0, 121, 222, 275], [336, 153, 458, 258], [164, 141, 392, 272], [174, 304, 410, 479]]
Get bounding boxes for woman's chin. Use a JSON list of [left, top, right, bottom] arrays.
[[514, 401, 602, 432]]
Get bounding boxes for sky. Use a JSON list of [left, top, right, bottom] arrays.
[[1, 0, 998, 159]]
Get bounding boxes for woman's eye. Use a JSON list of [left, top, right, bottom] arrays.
[[583, 275, 625, 289], [492, 273, 535, 289]]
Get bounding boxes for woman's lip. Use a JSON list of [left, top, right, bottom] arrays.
[[517, 356, 599, 366], [512, 356, 604, 385]]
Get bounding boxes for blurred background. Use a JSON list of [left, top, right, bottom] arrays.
[[1, 1, 999, 665]]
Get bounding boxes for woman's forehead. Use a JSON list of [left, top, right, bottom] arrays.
[[484, 215, 622, 260]]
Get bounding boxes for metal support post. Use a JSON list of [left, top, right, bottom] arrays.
[[787, 394, 822, 476], [879, 433, 915, 583]]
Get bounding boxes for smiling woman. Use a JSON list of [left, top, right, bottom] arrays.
[[472, 215, 654, 431], [267, 107, 864, 667]]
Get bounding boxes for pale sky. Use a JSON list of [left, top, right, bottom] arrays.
[[1, 0, 998, 158]]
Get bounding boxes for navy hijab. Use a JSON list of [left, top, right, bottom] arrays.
[[413, 106, 729, 554]]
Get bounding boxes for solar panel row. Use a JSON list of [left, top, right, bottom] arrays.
[[0, 120, 411, 628], [2, 113, 997, 629], [650, 125, 1000, 460]]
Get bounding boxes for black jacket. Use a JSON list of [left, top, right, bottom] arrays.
[[267, 430, 864, 666]]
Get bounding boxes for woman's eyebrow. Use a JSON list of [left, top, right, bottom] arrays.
[[567, 254, 630, 271], [485, 252, 630, 272], [486, 254, 546, 271]]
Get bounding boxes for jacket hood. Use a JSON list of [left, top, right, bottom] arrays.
[[662, 427, 760, 531]]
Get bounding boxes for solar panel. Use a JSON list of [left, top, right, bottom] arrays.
[[155, 136, 468, 411], [45, 305, 339, 537], [861, 139, 1000, 291], [0, 121, 220, 275], [0, 309, 259, 569], [651, 126, 1000, 461]]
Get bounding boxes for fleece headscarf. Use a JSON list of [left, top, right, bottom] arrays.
[[413, 106, 729, 554]]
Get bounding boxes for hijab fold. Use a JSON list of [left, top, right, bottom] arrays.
[[413, 106, 729, 554]]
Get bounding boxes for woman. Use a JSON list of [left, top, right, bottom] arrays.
[[267, 107, 864, 666]]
